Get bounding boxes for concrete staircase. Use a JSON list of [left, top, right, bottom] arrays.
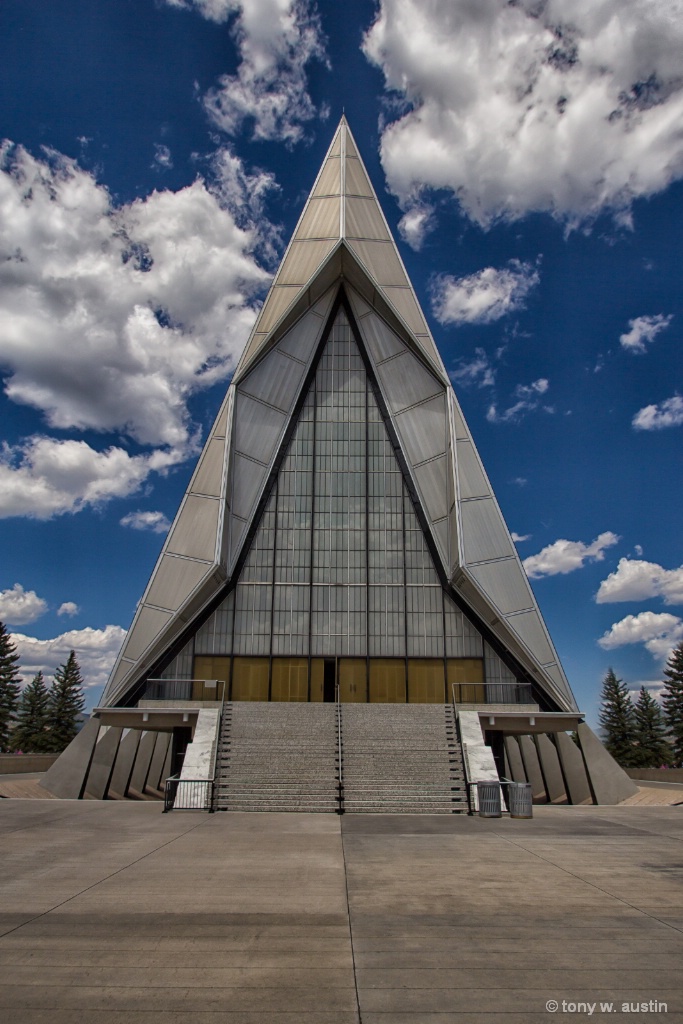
[[341, 703, 468, 813], [213, 702, 339, 812], [213, 701, 469, 813]]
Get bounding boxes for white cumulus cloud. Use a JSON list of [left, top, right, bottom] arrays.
[[598, 611, 683, 662], [432, 261, 540, 325], [11, 624, 127, 698], [523, 531, 619, 579], [0, 583, 48, 626], [632, 395, 683, 431], [596, 557, 683, 606], [364, 0, 683, 233], [168, 0, 328, 145], [487, 379, 550, 424], [120, 510, 172, 534], [620, 313, 673, 353], [57, 602, 80, 618], [0, 437, 183, 520]]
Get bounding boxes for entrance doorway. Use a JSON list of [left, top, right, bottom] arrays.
[[323, 659, 336, 702]]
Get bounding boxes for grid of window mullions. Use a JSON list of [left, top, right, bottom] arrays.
[[194, 310, 488, 666]]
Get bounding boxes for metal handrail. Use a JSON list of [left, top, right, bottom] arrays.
[[335, 688, 344, 815], [163, 775, 215, 812], [452, 683, 475, 815]]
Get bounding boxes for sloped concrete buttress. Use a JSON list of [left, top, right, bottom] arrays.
[[39, 717, 101, 799], [503, 736, 527, 784], [535, 733, 568, 804], [108, 729, 141, 798], [128, 731, 157, 797], [555, 730, 594, 805], [577, 723, 639, 804], [519, 735, 548, 803], [84, 726, 123, 800]]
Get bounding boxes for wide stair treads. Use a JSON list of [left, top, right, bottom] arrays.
[[213, 702, 339, 812], [341, 703, 469, 813]]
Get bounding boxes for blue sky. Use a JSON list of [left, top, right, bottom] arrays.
[[1, 0, 682, 722]]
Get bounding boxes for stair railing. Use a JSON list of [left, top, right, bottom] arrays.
[[451, 683, 474, 815], [335, 685, 344, 815]]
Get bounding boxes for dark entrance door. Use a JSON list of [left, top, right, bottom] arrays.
[[323, 659, 336, 702]]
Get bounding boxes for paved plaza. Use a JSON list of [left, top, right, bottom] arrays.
[[1, 801, 682, 1023]]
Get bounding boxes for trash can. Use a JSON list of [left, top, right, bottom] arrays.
[[477, 780, 502, 817], [507, 781, 533, 818]]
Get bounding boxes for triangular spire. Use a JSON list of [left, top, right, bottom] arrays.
[[103, 119, 578, 716]]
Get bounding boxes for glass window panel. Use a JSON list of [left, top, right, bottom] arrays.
[[271, 658, 308, 701], [408, 659, 446, 703], [369, 659, 406, 703], [339, 658, 367, 702], [231, 657, 269, 700], [447, 659, 485, 704], [192, 656, 229, 701]]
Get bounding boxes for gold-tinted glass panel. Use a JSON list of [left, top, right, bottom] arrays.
[[408, 659, 445, 703], [369, 659, 406, 703], [447, 658, 484, 703], [231, 657, 269, 701], [339, 659, 367, 702], [310, 659, 324, 701], [271, 658, 308, 702], [193, 656, 229, 701], [452, 683, 486, 703]]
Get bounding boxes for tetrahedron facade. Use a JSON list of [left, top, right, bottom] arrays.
[[102, 118, 578, 714]]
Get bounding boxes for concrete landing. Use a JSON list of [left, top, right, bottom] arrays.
[[0, 802, 682, 1022]]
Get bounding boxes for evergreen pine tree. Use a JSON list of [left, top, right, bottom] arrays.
[[0, 621, 22, 752], [11, 672, 51, 753], [598, 667, 637, 767], [47, 651, 85, 752], [633, 686, 671, 768], [661, 641, 683, 767]]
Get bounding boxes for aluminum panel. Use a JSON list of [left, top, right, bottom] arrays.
[[212, 400, 228, 438], [461, 497, 515, 564], [345, 198, 390, 241], [240, 333, 268, 370], [241, 350, 306, 413], [146, 555, 211, 612], [312, 157, 341, 196], [123, 607, 173, 662], [376, 351, 443, 413], [330, 131, 342, 156], [347, 287, 372, 319], [383, 287, 429, 335], [228, 514, 249, 568], [506, 609, 556, 667], [296, 197, 340, 239], [311, 286, 337, 319], [395, 394, 448, 466], [276, 240, 337, 285], [414, 456, 450, 522], [451, 398, 470, 440], [167, 495, 220, 561], [233, 393, 286, 463], [358, 311, 404, 362], [190, 437, 225, 498], [256, 286, 301, 334], [543, 662, 576, 708], [456, 439, 491, 500], [432, 517, 450, 571], [345, 157, 373, 197], [278, 307, 325, 362], [231, 454, 268, 520], [347, 239, 405, 286], [345, 132, 359, 158], [470, 558, 535, 616]]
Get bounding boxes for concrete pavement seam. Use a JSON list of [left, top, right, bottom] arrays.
[[0, 813, 209, 942], [340, 820, 363, 1024]]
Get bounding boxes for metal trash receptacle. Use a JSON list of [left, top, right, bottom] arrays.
[[507, 781, 533, 818], [477, 780, 502, 817]]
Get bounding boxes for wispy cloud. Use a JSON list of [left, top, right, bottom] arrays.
[[120, 510, 172, 534], [432, 260, 540, 326], [633, 395, 683, 431], [620, 313, 673, 353], [449, 348, 495, 389], [486, 379, 551, 425], [523, 532, 619, 579]]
